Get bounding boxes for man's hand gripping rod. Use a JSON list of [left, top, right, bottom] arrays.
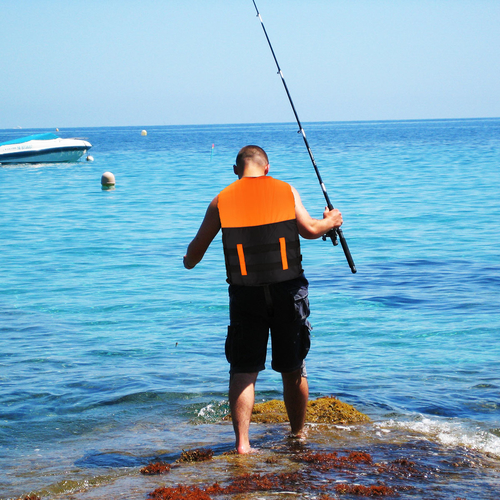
[[252, 0, 357, 273]]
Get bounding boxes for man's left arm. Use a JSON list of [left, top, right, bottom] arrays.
[[183, 196, 221, 269]]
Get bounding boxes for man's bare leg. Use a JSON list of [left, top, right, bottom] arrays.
[[229, 372, 259, 454], [282, 369, 309, 437]]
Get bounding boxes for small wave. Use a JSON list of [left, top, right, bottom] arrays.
[[192, 400, 230, 423], [377, 416, 500, 458]]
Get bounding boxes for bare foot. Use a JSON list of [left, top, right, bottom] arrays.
[[288, 427, 308, 441], [236, 445, 259, 454]]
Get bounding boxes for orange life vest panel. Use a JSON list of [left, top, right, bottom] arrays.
[[218, 176, 303, 285]]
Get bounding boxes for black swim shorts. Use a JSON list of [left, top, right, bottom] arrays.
[[225, 274, 311, 375]]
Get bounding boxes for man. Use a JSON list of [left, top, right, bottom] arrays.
[[184, 145, 343, 454]]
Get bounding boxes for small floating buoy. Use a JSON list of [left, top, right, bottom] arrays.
[[101, 171, 116, 190], [141, 130, 147, 136], [86, 155, 94, 162]]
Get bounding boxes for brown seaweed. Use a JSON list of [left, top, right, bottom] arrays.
[[216, 472, 301, 494], [376, 457, 430, 479], [141, 461, 172, 475], [148, 484, 213, 500], [334, 482, 397, 496], [248, 396, 370, 424], [149, 472, 302, 499], [147, 447, 471, 500], [177, 448, 214, 463], [299, 450, 373, 471]]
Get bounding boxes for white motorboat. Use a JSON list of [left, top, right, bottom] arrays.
[[0, 133, 92, 164]]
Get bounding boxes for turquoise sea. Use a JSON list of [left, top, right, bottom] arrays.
[[1, 119, 499, 499]]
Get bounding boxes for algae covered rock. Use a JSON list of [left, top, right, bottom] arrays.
[[251, 396, 370, 424]]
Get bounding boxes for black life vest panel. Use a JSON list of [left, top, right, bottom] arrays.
[[218, 176, 303, 285]]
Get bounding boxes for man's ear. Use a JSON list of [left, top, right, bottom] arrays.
[[233, 164, 239, 176], [264, 164, 270, 175]]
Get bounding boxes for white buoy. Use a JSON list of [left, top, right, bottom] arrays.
[[101, 172, 116, 190], [86, 155, 94, 162], [141, 130, 147, 136]]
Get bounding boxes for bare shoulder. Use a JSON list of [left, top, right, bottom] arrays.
[[290, 185, 302, 204], [203, 195, 221, 228]]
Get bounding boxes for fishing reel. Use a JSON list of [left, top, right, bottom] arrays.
[[322, 229, 339, 246]]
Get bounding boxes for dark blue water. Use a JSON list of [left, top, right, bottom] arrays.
[[1, 119, 499, 499]]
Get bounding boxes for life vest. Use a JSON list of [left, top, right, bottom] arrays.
[[218, 176, 303, 285]]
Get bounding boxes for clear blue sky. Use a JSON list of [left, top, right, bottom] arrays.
[[2, 0, 499, 129]]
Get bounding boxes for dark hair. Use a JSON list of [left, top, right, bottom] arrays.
[[235, 145, 269, 169]]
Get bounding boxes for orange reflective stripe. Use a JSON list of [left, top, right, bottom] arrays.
[[236, 244, 247, 275], [279, 237, 288, 270]]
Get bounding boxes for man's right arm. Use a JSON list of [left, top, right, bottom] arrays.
[[183, 196, 221, 269]]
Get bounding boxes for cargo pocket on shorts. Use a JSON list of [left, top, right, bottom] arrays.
[[301, 321, 312, 359], [292, 286, 310, 322], [225, 325, 235, 364]]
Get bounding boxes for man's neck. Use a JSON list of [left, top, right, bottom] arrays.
[[239, 166, 267, 178]]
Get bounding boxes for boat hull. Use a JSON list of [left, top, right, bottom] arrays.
[[0, 134, 92, 164]]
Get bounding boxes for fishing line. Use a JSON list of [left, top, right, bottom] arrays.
[[252, 0, 357, 273]]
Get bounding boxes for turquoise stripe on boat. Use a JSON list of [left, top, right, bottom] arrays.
[[0, 133, 59, 146]]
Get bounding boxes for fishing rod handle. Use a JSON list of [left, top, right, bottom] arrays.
[[323, 227, 356, 273], [337, 228, 357, 273]]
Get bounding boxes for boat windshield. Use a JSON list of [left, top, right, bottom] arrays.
[[0, 133, 59, 146]]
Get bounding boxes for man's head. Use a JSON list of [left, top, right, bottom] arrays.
[[234, 145, 269, 178]]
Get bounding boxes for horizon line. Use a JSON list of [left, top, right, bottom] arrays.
[[1, 116, 499, 132]]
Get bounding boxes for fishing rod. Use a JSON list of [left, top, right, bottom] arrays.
[[252, 0, 357, 274]]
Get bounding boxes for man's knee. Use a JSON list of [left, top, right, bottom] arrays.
[[281, 367, 305, 386]]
